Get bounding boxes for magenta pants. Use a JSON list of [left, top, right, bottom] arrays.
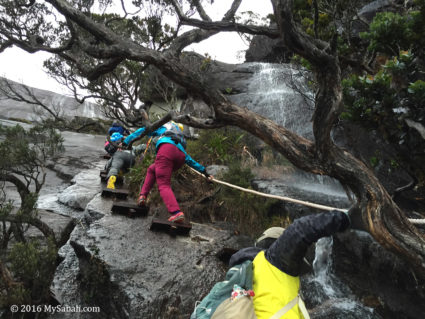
[[140, 143, 186, 213]]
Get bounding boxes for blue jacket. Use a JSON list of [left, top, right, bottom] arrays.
[[108, 123, 130, 136], [124, 125, 206, 173]]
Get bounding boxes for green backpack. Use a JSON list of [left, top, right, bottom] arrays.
[[191, 260, 255, 319], [191, 259, 311, 319]]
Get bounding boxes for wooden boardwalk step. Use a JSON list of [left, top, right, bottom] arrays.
[[111, 200, 148, 218], [150, 218, 192, 236], [101, 186, 129, 199]]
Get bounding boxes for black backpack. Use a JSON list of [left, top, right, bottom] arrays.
[[105, 140, 119, 155]]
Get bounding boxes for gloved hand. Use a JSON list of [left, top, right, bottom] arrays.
[[203, 170, 214, 181], [347, 206, 368, 231]]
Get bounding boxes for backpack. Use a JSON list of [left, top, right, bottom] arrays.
[[104, 140, 118, 155], [191, 260, 254, 319], [191, 259, 311, 319], [162, 122, 187, 149]]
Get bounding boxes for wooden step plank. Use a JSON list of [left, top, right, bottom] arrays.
[[150, 218, 192, 236], [111, 200, 148, 218], [101, 186, 129, 199]]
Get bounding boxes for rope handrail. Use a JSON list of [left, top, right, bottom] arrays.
[[188, 167, 425, 225]]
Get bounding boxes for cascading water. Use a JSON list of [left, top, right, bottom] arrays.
[[233, 63, 315, 138], [232, 63, 380, 317], [231, 62, 349, 203], [301, 237, 379, 318]]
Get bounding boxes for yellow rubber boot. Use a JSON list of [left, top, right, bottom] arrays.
[[107, 175, 116, 189]]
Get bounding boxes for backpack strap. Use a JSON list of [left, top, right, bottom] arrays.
[[270, 295, 310, 319], [298, 296, 310, 319]]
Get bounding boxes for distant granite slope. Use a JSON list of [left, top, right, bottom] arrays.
[[0, 77, 104, 122]]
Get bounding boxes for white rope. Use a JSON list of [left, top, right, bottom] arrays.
[[408, 219, 425, 225], [189, 167, 425, 225], [189, 167, 347, 213]]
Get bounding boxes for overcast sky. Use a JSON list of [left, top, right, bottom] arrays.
[[0, 0, 272, 95]]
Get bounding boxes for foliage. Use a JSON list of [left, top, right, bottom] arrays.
[[0, 123, 66, 309], [5, 239, 58, 305], [408, 80, 425, 104], [0, 124, 64, 168], [126, 151, 155, 195], [342, 1, 425, 183], [291, 0, 370, 59], [361, 12, 411, 56], [341, 50, 424, 146], [360, 0, 425, 56], [213, 164, 279, 236], [186, 127, 253, 165], [124, 128, 289, 235]]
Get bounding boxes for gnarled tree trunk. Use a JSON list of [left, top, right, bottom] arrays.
[[1, 0, 424, 276]]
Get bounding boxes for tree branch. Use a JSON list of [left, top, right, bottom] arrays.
[[85, 57, 124, 81], [0, 260, 19, 290], [179, 18, 279, 38], [174, 114, 225, 129], [0, 78, 65, 122], [3, 214, 57, 245], [272, 0, 332, 64], [192, 0, 212, 21], [0, 174, 31, 202]]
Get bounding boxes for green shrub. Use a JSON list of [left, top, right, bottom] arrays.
[[408, 80, 425, 104], [126, 152, 154, 195], [186, 127, 250, 165], [361, 12, 411, 55], [4, 238, 58, 306], [214, 164, 279, 235]]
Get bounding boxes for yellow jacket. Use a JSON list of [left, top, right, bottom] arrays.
[[252, 251, 304, 319]]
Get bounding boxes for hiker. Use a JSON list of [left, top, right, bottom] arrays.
[[105, 143, 146, 189], [191, 208, 360, 319], [104, 132, 125, 156], [108, 121, 130, 137], [123, 121, 212, 223]]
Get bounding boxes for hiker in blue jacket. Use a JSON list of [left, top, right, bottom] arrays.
[[123, 121, 212, 223], [191, 208, 361, 319], [108, 121, 130, 136]]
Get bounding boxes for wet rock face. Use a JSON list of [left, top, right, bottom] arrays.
[[245, 32, 292, 63], [0, 77, 104, 123], [332, 231, 425, 319], [58, 166, 103, 210], [52, 192, 253, 318]]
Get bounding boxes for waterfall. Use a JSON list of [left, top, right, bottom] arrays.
[[233, 62, 315, 138], [233, 62, 349, 202], [231, 63, 380, 317], [311, 237, 346, 302], [301, 237, 379, 318]]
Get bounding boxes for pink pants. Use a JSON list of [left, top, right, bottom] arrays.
[[140, 143, 186, 213]]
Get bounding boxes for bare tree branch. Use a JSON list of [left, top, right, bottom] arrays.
[[3, 214, 56, 245], [0, 78, 65, 122], [192, 0, 211, 22], [174, 113, 225, 129]]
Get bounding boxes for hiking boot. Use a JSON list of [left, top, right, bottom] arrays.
[[138, 195, 147, 207], [107, 175, 116, 189], [168, 211, 184, 223]]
